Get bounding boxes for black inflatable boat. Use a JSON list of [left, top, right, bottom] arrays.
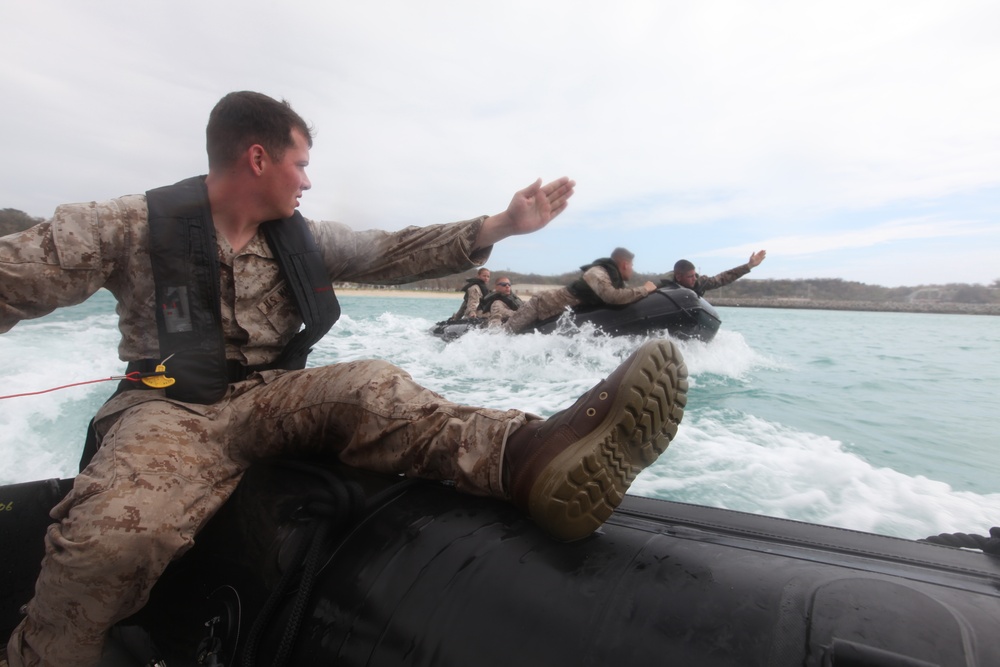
[[431, 284, 722, 342], [3, 461, 998, 666]]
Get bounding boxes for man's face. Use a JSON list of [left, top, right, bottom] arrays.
[[675, 269, 697, 288], [264, 128, 312, 219], [495, 278, 512, 294], [478, 270, 491, 283], [617, 259, 634, 281]]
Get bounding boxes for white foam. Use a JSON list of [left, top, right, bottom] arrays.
[[2, 295, 997, 542], [0, 302, 120, 482], [634, 411, 1000, 540]]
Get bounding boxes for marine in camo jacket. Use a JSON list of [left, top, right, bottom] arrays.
[[1, 91, 576, 667]]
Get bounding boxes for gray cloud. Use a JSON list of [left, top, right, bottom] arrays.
[[2, 0, 998, 285]]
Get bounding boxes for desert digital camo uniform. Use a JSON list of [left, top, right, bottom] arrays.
[[504, 265, 648, 333], [450, 280, 487, 320], [662, 263, 751, 297], [0, 189, 531, 667], [487, 298, 518, 327]]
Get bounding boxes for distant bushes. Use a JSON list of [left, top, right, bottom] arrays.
[[5, 205, 995, 306], [403, 273, 999, 305], [0, 208, 43, 237]]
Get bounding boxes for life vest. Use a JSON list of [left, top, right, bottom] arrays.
[[450, 278, 490, 321], [566, 258, 624, 306], [459, 278, 490, 299], [477, 291, 523, 314], [143, 176, 341, 404]]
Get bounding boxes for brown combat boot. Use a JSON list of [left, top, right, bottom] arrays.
[[504, 339, 688, 541]]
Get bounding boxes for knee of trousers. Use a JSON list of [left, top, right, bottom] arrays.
[[353, 358, 404, 375], [308, 357, 410, 383], [45, 516, 191, 579]]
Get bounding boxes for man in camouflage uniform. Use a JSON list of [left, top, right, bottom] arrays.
[[449, 266, 491, 321], [662, 250, 767, 296], [504, 247, 656, 334], [1, 92, 688, 667], [479, 276, 523, 327]]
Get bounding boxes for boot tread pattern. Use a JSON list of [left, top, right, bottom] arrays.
[[531, 340, 688, 541]]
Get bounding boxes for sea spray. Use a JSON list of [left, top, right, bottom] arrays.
[[2, 290, 998, 541]]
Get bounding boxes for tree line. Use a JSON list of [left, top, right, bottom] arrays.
[[3, 207, 996, 304], [400, 271, 1000, 305], [0, 208, 44, 237]]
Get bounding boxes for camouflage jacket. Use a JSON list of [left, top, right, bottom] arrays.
[[451, 281, 488, 321], [486, 298, 517, 327], [0, 188, 489, 366], [662, 264, 751, 297], [579, 265, 647, 305]]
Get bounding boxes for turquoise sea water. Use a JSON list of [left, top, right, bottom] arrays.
[[1, 290, 997, 541]]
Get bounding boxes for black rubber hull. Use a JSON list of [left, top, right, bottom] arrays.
[[6, 463, 997, 666], [431, 285, 722, 342], [532, 285, 721, 340]]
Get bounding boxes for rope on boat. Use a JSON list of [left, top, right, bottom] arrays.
[[0, 355, 175, 399], [0, 372, 144, 399], [240, 462, 418, 667], [919, 526, 1000, 555]]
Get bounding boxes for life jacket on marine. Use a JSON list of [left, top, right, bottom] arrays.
[[449, 278, 490, 321], [566, 258, 624, 307], [80, 176, 340, 469], [477, 291, 523, 315]]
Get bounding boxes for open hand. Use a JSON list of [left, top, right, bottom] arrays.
[[475, 177, 576, 248], [749, 249, 767, 268]]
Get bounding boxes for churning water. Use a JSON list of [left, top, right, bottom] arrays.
[[2, 290, 997, 540]]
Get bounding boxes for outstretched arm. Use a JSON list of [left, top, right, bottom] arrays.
[[582, 266, 650, 305], [474, 177, 576, 250]]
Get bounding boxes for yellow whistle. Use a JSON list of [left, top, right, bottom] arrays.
[[141, 364, 176, 389]]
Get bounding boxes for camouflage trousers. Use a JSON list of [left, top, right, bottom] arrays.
[[7, 359, 527, 667], [503, 287, 580, 333]]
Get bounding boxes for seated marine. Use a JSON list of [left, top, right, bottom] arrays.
[[449, 267, 491, 321], [477, 276, 523, 327], [504, 247, 655, 334]]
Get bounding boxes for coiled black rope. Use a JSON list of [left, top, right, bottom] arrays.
[[240, 463, 364, 667], [240, 463, 418, 667], [919, 526, 1000, 555]]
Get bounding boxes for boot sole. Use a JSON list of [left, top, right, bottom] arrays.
[[527, 339, 688, 541]]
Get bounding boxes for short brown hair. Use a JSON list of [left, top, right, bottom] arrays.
[[674, 259, 695, 273], [611, 247, 635, 262], [206, 91, 313, 169]]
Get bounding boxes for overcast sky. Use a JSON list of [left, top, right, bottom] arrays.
[[2, 1, 998, 287]]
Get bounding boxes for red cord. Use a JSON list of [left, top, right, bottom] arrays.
[[0, 372, 142, 400]]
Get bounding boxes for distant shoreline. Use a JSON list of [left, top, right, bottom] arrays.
[[335, 287, 999, 315], [707, 297, 1000, 316], [336, 287, 462, 300]]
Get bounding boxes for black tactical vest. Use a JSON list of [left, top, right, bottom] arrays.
[[144, 176, 341, 404], [450, 277, 490, 321], [566, 258, 624, 306], [477, 291, 523, 314]]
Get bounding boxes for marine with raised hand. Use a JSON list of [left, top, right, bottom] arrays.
[[0, 91, 687, 667]]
